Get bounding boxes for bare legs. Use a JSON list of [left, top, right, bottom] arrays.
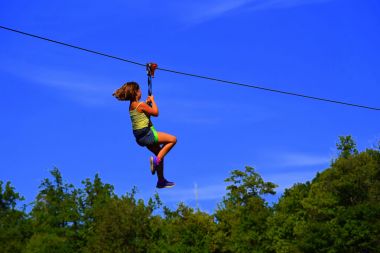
[[147, 144, 164, 181], [147, 131, 177, 181], [156, 132, 177, 160]]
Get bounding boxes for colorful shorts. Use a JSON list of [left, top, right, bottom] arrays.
[[133, 126, 159, 147]]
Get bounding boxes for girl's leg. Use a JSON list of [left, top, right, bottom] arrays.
[[147, 144, 164, 181], [156, 132, 177, 161]]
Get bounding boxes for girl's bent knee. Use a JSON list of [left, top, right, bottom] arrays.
[[172, 136, 177, 144]]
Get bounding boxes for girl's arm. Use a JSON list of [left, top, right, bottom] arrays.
[[140, 96, 159, 117]]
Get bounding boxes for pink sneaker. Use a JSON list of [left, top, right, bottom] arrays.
[[150, 156, 161, 175]]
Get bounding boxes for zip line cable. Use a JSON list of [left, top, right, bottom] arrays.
[[1, 25, 379, 111], [0, 25, 145, 67]]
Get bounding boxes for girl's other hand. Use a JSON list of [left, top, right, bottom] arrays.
[[146, 95, 154, 103]]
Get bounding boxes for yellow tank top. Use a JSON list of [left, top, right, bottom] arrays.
[[129, 102, 150, 130]]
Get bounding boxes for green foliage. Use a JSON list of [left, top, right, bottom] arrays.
[[336, 135, 358, 158], [1, 136, 380, 252], [24, 233, 72, 253], [224, 166, 277, 205], [29, 168, 83, 251], [0, 180, 23, 211], [266, 182, 311, 253], [156, 203, 217, 253], [83, 187, 160, 253], [0, 181, 30, 253], [31, 168, 80, 230], [214, 166, 277, 253], [268, 136, 380, 253]]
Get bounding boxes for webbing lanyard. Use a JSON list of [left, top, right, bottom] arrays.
[[146, 63, 158, 106]]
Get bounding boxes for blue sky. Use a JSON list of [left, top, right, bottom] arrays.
[[1, 0, 379, 213]]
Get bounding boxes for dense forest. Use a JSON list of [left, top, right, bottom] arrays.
[[1, 136, 379, 253]]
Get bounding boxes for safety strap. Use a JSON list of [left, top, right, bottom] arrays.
[[146, 63, 158, 106]]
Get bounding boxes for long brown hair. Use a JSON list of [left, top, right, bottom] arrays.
[[112, 82, 140, 101]]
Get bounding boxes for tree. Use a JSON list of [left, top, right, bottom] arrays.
[[266, 182, 311, 253], [214, 166, 277, 253], [2, 135, 379, 252], [24, 233, 71, 253], [0, 181, 31, 253], [336, 135, 358, 158], [28, 168, 82, 252], [154, 203, 217, 253], [83, 187, 162, 253], [268, 136, 380, 253], [81, 173, 115, 232]]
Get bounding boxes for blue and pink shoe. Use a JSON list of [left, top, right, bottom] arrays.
[[150, 156, 161, 175], [156, 179, 175, 189]]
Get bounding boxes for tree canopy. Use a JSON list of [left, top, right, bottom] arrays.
[[1, 136, 379, 252]]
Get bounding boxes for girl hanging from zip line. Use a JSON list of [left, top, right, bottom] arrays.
[[113, 81, 177, 189]]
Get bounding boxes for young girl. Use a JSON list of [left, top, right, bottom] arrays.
[[113, 81, 177, 189]]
